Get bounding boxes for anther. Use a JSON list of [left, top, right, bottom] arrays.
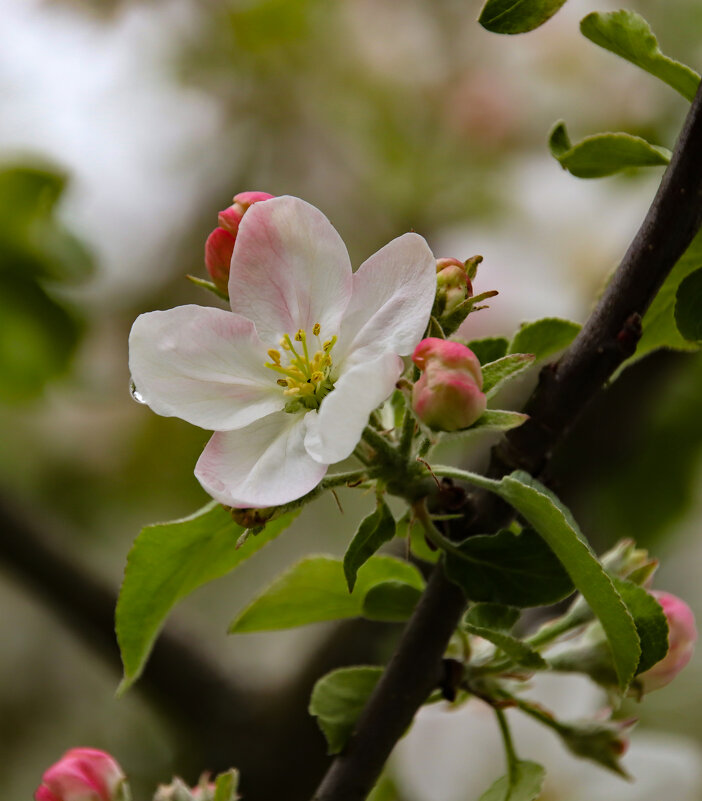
[[267, 349, 281, 364], [277, 378, 288, 387], [313, 323, 321, 336], [295, 329, 305, 342]]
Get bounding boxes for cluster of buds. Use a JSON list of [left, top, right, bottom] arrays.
[[204, 191, 274, 294], [34, 749, 131, 801], [154, 771, 238, 801], [35, 749, 239, 801], [411, 338, 486, 431]]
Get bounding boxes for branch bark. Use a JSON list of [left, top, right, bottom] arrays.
[[312, 81, 702, 801]]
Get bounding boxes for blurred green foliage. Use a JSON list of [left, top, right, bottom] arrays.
[[0, 164, 92, 403]]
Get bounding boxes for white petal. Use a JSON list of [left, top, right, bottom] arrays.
[[304, 353, 404, 464], [228, 196, 353, 344], [195, 412, 328, 507], [336, 233, 436, 366], [129, 305, 283, 430]]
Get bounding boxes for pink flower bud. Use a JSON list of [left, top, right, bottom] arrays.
[[217, 191, 275, 236], [411, 338, 486, 431], [204, 227, 236, 294], [640, 591, 697, 692], [35, 748, 129, 801], [204, 191, 275, 294]]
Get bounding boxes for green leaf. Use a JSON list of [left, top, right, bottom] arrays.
[[368, 774, 400, 801], [478, 761, 545, 801], [496, 471, 640, 687], [464, 605, 546, 669], [580, 11, 700, 102], [632, 231, 702, 363], [344, 502, 396, 592], [116, 502, 299, 691], [230, 555, 425, 632], [309, 666, 383, 754], [466, 602, 520, 632], [675, 267, 702, 343], [362, 581, 423, 622], [614, 579, 669, 675], [481, 354, 536, 397], [509, 317, 581, 361], [548, 121, 670, 179], [478, 0, 568, 35], [213, 770, 240, 801], [444, 528, 574, 608], [457, 410, 529, 436], [468, 336, 509, 364]]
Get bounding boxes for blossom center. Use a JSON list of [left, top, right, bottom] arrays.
[[265, 323, 337, 412]]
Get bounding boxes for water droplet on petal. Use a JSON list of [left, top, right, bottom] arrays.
[[129, 378, 146, 404]]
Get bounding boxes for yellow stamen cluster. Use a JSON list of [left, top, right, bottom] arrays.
[[264, 324, 337, 410]]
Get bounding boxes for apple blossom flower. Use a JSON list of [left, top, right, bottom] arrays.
[[34, 748, 129, 801], [639, 591, 697, 693], [411, 338, 486, 431], [130, 195, 436, 507], [204, 191, 275, 293]]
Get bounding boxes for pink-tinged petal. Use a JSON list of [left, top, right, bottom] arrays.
[[336, 233, 436, 367], [35, 787, 61, 801], [304, 353, 404, 465], [40, 765, 106, 801], [228, 196, 353, 344], [129, 305, 283, 431], [195, 412, 328, 507]]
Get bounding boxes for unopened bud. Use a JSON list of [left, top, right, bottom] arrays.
[[435, 258, 473, 316], [558, 717, 635, 777], [35, 748, 130, 801], [601, 539, 658, 586], [153, 770, 238, 801], [191, 785, 216, 801], [639, 591, 696, 693], [411, 338, 486, 431], [204, 191, 274, 294]]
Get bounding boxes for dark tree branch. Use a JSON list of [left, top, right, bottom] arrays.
[[312, 81, 702, 801]]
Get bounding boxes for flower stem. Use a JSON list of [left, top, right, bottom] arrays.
[[494, 706, 519, 785], [321, 469, 372, 489], [362, 425, 400, 465], [413, 502, 463, 558], [398, 409, 417, 461]]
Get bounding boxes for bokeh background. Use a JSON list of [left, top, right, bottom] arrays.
[[1, 0, 701, 798]]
